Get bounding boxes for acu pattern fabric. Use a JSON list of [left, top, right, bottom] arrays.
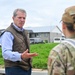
[[48, 39, 75, 75]]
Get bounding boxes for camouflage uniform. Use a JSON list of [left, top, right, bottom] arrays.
[[48, 38, 75, 75]]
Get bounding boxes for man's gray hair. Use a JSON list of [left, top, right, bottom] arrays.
[[13, 8, 27, 17]]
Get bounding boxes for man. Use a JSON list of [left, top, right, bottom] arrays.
[[1, 8, 38, 75], [48, 6, 75, 75]]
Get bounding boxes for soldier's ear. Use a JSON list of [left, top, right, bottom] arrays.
[[63, 25, 66, 29], [62, 22, 66, 29]]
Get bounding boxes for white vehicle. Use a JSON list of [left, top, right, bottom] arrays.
[[30, 38, 44, 44], [53, 37, 65, 43]]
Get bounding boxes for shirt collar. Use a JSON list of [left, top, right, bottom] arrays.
[[13, 23, 24, 32]]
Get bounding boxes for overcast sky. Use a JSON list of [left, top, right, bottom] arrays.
[[0, 0, 75, 29]]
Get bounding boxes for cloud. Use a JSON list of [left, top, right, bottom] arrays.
[[0, 0, 75, 29]]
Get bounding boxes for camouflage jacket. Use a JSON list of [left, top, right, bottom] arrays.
[[48, 39, 75, 75]]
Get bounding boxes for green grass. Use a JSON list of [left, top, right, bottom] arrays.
[[0, 48, 4, 65], [0, 43, 58, 69], [30, 43, 58, 69]]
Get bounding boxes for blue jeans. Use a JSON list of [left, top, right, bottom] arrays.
[[5, 66, 32, 75]]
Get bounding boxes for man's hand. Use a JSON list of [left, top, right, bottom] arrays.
[[21, 49, 38, 59]]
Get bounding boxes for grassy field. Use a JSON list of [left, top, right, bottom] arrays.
[[0, 43, 58, 69], [0, 48, 4, 66]]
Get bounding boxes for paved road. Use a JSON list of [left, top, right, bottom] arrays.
[[32, 70, 48, 75]]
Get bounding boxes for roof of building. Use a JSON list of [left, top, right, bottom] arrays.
[[25, 25, 62, 33]]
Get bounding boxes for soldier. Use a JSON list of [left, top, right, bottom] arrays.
[[48, 6, 75, 75]]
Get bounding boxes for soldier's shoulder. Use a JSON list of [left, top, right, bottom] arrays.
[[53, 43, 66, 51]]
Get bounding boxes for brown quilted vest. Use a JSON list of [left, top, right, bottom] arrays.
[[4, 23, 32, 70]]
